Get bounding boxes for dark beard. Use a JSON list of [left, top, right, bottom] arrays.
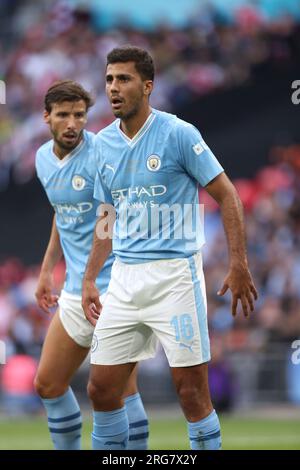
[[113, 93, 143, 121], [55, 130, 83, 151], [114, 106, 139, 121]]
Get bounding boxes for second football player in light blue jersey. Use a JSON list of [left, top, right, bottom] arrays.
[[36, 129, 113, 295], [34, 80, 151, 451]]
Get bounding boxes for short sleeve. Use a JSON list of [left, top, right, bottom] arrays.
[[176, 121, 224, 187]]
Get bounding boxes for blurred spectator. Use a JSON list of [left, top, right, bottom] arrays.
[[0, 354, 41, 415], [209, 336, 235, 412], [1, 0, 300, 188], [286, 353, 300, 405]]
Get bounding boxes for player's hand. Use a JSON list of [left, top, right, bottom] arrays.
[[35, 271, 59, 314], [82, 280, 102, 326], [217, 263, 258, 317]]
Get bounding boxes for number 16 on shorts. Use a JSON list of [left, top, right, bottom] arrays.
[[171, 314, 194, 352]]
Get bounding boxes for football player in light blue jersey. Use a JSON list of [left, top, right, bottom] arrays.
[[82, 47, 258, 451], [34, 80, 152, 450]]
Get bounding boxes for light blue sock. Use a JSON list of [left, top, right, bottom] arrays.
[[41, 387, 82, 450], [125, 393, 149, 450], [188, 409, 221, 450], [92, 407, 129, 450]]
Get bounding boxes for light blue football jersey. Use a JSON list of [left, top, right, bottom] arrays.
[[94, 109, 224, 264], [36, 130, 113, 295]]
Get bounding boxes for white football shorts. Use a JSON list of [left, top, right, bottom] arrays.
[[58, 290, 96, 348], [91, 252, 211, 367]]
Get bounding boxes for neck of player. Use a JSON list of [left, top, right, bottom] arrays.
[[53, 136, 83, 160], [120, 104, 152, 140]]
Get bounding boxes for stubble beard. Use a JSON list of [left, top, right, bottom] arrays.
[[53, 129, 83, 152], [113, 89, 144, 121]]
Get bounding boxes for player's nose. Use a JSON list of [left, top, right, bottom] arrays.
[[110, 78, 120, 92], [66, 116, 76, 129]]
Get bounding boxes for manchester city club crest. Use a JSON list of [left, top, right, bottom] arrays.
[[72, 175, 86, 191], [147, 154, 161, 171]]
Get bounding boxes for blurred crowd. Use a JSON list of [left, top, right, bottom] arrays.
[[204, 155, 300, 350], [203, 149, 300, 407], [1, 0, 300, 189]]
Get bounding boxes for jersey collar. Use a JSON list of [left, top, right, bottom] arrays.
[[51, 133, 86, 168], [116, 111, 156, 148]]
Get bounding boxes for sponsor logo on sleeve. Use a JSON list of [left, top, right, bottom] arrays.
[[192, 142, 204, 156]]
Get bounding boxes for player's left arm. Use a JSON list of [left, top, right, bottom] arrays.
[[205, 172, 258, 317]]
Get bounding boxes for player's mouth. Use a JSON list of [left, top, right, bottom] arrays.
[[111, 97, 123, 110], [63, 132, 78, 143]]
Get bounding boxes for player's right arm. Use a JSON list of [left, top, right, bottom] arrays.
[[82, 204, 115, 326], [35, 215, 63, 314]]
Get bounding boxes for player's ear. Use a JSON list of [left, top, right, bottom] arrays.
[[43, 110, 50, 124], [144, 80, 153, 97]]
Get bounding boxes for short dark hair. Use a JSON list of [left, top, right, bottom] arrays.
[[44, 80, 94, 113], [107, 46, 155, 81]]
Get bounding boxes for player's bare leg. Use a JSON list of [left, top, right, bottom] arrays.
[[88, 362, 136, 410], [35, 312, 140, 403], [34, 310, 89, 399], [123, 364, 139, 397], [171, 363, 213, 421], [88, 363, 141, 449], [171, 363, 221, 450]]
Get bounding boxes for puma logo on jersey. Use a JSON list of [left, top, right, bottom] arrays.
[[179, 342, 193, 353], [105, 164, 115, 174]]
